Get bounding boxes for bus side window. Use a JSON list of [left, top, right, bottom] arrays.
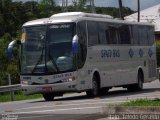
[[148, 27, 154, 46], [139, 26, 148, 46], [88, 21, 99, 46], [132, 25, 139, 45], [108, 26, 118, 44], [97, 22, 107, 44], [119, 25, 131, 44]]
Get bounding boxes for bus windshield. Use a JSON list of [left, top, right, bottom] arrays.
[[21, 23, 75, 75]]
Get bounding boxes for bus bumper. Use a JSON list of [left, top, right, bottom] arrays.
[[21, 81, 77, 95]]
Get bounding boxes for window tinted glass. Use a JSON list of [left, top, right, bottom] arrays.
[[119, 25, 131, 44], [139, 26, 148, 45], [148, 27, 155, 45], [87, 21, 154, 46], [88, 21, 98, 46], [48, 24, 73, 43], [131, 25, 154, 46], [131, 25, 139, 45], [97, 22, 107, 44], [108, 25, 118, 44]]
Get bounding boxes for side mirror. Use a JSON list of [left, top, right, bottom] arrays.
[[8, 40, 19, 62], [72, 35, 79, 56]]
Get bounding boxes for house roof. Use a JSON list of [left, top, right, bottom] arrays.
[[125, 4, 160, 32]]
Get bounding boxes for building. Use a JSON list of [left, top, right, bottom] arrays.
[[125, 4, 160, 40]]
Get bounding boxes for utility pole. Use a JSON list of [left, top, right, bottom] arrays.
[[62, 0, 64, 12], [62, 0, 68, 12], [137, 0, 140, 22], [65, 0, 68, 12], [118, 0, 124, 20], [89, 0, 95, 13]]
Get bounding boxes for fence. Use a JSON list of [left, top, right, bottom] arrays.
[[0, 84, 21, 101], [0, 73, 21, 101]]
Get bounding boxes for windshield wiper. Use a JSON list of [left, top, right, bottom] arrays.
[[32, 46, 45, 74], [48, 52, 59, 72], [52, 59, 59, 72]]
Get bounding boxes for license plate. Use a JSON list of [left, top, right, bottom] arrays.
[[42, 86, 52, 92]]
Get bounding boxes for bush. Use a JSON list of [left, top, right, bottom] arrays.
[[0, 33, 19, 86], [156, 41, 160, 67]]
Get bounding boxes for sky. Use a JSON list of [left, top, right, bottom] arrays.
[[13, 0, 160, 10]]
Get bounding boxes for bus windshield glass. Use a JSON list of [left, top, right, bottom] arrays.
[[21, 23, 75, 75]]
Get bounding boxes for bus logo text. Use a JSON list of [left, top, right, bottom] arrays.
[[101, 49, 120, 58]]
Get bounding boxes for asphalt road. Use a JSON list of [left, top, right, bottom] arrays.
[[0, 80, 160, 120]]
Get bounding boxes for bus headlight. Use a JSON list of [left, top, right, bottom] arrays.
[[21, 80, 32, 85], [62, 76, 76, 82], [21, 80, 29, 85]]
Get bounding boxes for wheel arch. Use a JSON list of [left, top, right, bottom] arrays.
[[91, 69, 101, 88], [137, 67, 144, 82]]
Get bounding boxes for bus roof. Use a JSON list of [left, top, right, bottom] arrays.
[[23, 12, 153, 27]]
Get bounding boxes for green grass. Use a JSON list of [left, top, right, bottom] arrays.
[[116, 98, 160, 106], [0, 92, 42, 103]]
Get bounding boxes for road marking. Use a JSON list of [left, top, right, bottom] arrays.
[[18, 115, 56, 119], [11, 94, 160, 112], [59, 92, 160, 105], [3, 96, 160, 114], [57, 91, 160, 104], [14, 100, 126, 111], [98, 117, 117, 120], [15, 106, 102, 114]]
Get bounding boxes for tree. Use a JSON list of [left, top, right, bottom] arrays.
[[0, 0, 14, 37], [38, 0, 56, 17], [72, 0, 87, 11], [23, 1, 39, 20]]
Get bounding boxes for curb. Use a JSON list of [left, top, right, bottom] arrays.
[[102, 106, 160, 114]]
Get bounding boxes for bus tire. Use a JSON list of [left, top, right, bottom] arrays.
[[86, 75, 99, 97], [100, 88, 109, 96], [42, 93, 54, 101], [127, 71, 143, 92], [136, 71, 143, 90]]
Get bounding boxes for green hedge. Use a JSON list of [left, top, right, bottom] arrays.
[[156, 41, 160, 67]]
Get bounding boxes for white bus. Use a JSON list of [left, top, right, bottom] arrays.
[[8, 12, 157, 101]]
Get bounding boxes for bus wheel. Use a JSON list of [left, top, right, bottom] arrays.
[[100, 88, 109, 96], [42, 93, 54, 101], [136, 71, 143, 90], [86, 75, 99, 97], [127, 71, 143, 92]]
